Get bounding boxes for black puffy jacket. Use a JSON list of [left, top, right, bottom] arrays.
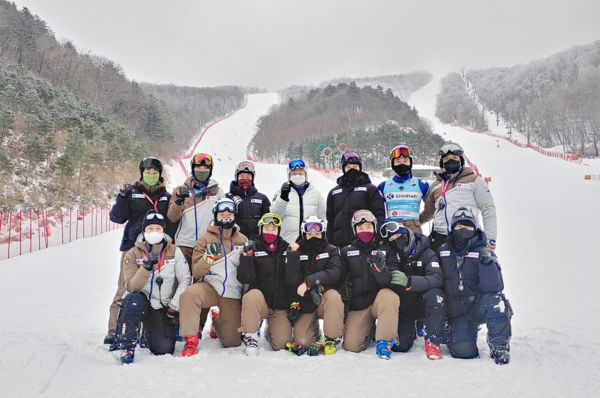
[[109, 180, 170, 252], [438, 229, 504, 318], [226, 182, 271, 238], [285, 238, 342, 314], [326, 172, 386, 248], [237, 236, 292, 311], [340, 236, 399, 311]]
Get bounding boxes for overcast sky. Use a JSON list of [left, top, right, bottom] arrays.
[[12, 0, 600, 91]]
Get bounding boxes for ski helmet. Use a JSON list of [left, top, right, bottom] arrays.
[[139, 157, 163, 179], [438, 142, 465, 168], [212, 198, 237, 229], [380, 218, 415, 258], [301, 216, 327, 234], [235, 161, 256, 181], [351, 210, 377, 235], [389, 145, 413, 167], [190, 153, 213, 179], [340, 152, 362, 173], [257, 213, 282, 236]]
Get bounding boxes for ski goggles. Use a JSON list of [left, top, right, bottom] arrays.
[[140, 157, 162, 171], [389, 145, 412, 159], [439, 143, 464, 157], [288, 160, 306, 170], [352, 210, 376, 225], [215, 200, 236, 213], [146, 212, 164, 220], [191, 153, 213, 166], [380, 221, 408, 239], [259, 213, 282, 227], [237, 161, 255, 173], [302, 222, 324, 234], [341, 151, 361, 164]]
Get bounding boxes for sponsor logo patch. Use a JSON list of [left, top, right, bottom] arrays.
[[135, 259, 143, 264], [354, 187, 367, 192], [347, 250, 360, 256], [332, 189, 343, 195], [385, 192, 419, 200], [316, 253, 329, 260], [440, 251, 451, 257], [251, 199, 262, 204], [159, 196, 169, 201], [132, 194, 145, 199], [431, 261, 440, 268], [466, 252, 480, 258], [417, 261, 423, 267], [457, 183, 471, 189], [255, 251, 268, 257], [300, 255, 309, 261], [234, 246, 243, 251], [411, 180, 416, 186]]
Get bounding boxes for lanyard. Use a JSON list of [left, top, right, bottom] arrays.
[[142, 192, 158, 210], [440, 180, 450, 197]]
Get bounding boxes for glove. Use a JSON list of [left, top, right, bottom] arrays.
[[306, 342, 324, 356], [119, 183, 133, 198], [142, 252, 159, 271], [480, 248, 499, 266], [286, 342, 306, 356], [368, 250, 386, 273], [391, 270, 409, 287], [242, 240, 255, 256], [287, 302, 300, 323], [174, 186, 190, 205], [204, 242, 222, 264], [166, 307, 178, 319], [231, 195, 243, 206], [311, 285, 324, 306], [280, 182, 292, 201], [487, 239, 496, 250]]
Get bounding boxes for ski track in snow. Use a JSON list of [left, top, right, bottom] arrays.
[[1, 84, 599, 398]]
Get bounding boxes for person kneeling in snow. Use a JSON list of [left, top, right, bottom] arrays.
[[178, 198, 247, 356], [116, 209, 192, 364], [438, 207, 512, 364], [284, 216, 345, 356], [379, 219, 445, 360], [340, 210, 400, 360], [237, 213, 295, 356]]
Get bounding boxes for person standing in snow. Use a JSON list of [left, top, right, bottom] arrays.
[[105, 157, 171, 346], [115, 209, 192, 364], [419, 142, 497, 252], [178, 198, 247, 356], [226, 161, 271, 238], [438, 208, 512, 364], [270, 160, 326, 245], [378, 145, 429, 234]]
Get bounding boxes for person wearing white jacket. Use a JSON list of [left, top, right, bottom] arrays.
[[270, 160, 327, 245], [116, 210, 192, 364]]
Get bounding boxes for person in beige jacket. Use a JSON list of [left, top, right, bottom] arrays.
[[178, 198, 247, 356]]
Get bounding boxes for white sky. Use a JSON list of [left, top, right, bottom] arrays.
[[11, 0, 600, 91]]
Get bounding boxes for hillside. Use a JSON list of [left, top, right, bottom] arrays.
[[435, 71, 488, 131]]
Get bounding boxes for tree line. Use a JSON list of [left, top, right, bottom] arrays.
[[436, 72, 488, 131]]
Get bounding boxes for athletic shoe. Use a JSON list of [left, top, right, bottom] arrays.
[[425, 341, 441, 360], [324, 337, 339, 355], [376, 340, 392, 360], [182, 335, 199, 357], [243, 333, 259, 356]]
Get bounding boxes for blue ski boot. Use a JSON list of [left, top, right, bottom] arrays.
[[120, 348, 135, 364], [376, 340, 392, 360]]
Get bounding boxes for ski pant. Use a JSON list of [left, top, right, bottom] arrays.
[[395, 288, 446, 352], [429, 231, 448, 253], [178, 245, 211, 329], [179, 282, 242, 348], [115, 292, 177, 355], [108, 251, 128, 333], [401, 219, 423, 234], [289, 289, 345, 346], [343, 288, 399, 353], [447, 293, 512, 359]]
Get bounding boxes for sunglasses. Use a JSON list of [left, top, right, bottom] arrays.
[[288, 160, 306, 170], [303, 222, 324, 233], [146, 212, 164, 220], [191, 154, 213, 166], [380, 221, 407, 238], [390, 145, 412, 159]]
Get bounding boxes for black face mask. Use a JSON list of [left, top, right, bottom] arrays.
[[393, 235, 409, 253], [344, 168, 361, 185], [216, 218, 235, 230], [443, 159, 461, 174], [303, 237, 324, 252], [453, 228, 476, 250], [392, 164, 411, 176]]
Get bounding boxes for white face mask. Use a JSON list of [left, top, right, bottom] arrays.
[[290, 175, 306, 186], [145, 232, 164, 245]]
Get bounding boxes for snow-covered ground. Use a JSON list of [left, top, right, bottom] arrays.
[[1, 86, 599, 397]]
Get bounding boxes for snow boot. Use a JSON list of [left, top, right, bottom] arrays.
[[120, 348, 135, 365], [425, 341, 441, 360], [182, 335, 199, 357], [376, 341, 392, 360], [104, 333, 116, 345], [243, 332, 259, 356], [324, 337, 339, 355], [490, 345, 510, 365]]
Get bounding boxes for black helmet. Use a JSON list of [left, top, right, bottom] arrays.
[[139, 157, 163, 179]]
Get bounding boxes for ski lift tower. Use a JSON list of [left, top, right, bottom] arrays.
[[566, 114, 584, 153]]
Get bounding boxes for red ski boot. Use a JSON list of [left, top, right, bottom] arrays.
[[182, 335, 199, 357], [209, 308, 219, 339], [425, 341, 441, 360]]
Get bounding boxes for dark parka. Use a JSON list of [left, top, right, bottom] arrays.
[[110, 180, 170, 252], [226, 181, 271, 238], [386, 232, 443, 312], [237, 236, 292, 311], [326, 172, 386, 248], [285, 237, 342, 314], [438, 229, 504, 319], [340, 236, 399, 311]]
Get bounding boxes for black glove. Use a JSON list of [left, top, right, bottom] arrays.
[[142, 252, 159, 271], [280, 182, 292, 202], [480, 249, 499, 266], [166, 307, 178, 319], [288, 302, 300, 323], [174, 186, 190, 205], [306, 342, 324, 356], [286, 342, 306, 356], [368, 250, 386, 273], [119, 183, 133, 198], [243, 240, 255, 255], [311, 285, 324, 306]]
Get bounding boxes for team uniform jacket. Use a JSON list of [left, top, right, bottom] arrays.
[[110, 180, 170, 252], [438, 229, 504, 318], [340, 236, 400, 311], [167, 177, 225, 248], [191, 223, 247, 299], [270, 183, 327, 245], [226, 181, 271, 238], [419, 167, 497, 241], [326, 172, 386, 248], [237, 237, 293, 311], [285, 238, 342, 314], [122, 235, 192, 311]]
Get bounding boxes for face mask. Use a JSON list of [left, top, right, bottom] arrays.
[[303, 236, 323, 251], [344, 168, 361, 185], [145, 231, 164, 245], [263, 233, 278, 244], [393, 235, 409, 252], [238, 178, 252, 190], [453, 228, 476, 250], [443, 159, 461, 174], [216, 217, 235, 230], [357, 231, 374, 244], [194, 170, 210, 183], [290, 175, 306, 186], [392, 164, 411, 177], [143, 172, 160, 187]]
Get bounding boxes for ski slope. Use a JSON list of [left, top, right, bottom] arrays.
[[1, 87, 599, 398]]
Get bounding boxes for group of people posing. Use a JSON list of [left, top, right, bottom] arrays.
[[105, 142, 512, 366]]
